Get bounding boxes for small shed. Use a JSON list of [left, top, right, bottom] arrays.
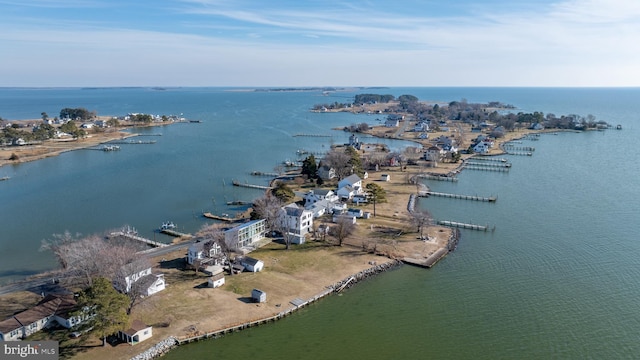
[[251, 289, 266, 303], [381, 174, 391, 182], [239, 256, 264, 272], [208, 273, 225, 288], [118, 320, 152, 345]]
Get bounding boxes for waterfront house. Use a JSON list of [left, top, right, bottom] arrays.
[[337, 185, 356, 201], [208, 273, 225, 288], [317, 165, 336, 180], [238, 256, 264, 272], [338, 174, 363, 194], [303, 189, 339, 206], [118, 320, 152, 345], [280, 204, 313, 244], [187, 241, 224, 266], [424, 145, 443, 164], [384, 118, 399, 127], [115, 261, 166, 297], [0, 318, 23, 341], [347, 208, 364, 218], [306, 199, 336, 218], [0, 294, 83, 341], [225, 219, 266, 250]]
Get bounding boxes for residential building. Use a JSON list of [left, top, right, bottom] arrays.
[[208, 273, 225, 288], [280, 204, 313, 244], [118, 320, 152, 345], [238, 256, 264, 272], [224, 219, 266, 249], [187, 241, 223, 266], [0, 295, 83, 341]]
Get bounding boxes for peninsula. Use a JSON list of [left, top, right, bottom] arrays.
[[0, 94, 609, 360]]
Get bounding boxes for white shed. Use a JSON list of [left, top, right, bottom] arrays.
[[381, 174, 391, 182], [208, 273, 225, 288], [252, 289, 267, 303]]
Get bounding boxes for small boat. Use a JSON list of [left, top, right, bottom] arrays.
[[160, 221, 176, 230], [0, 176, 9, 181]]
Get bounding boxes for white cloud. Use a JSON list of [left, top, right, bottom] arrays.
[[0, 0, 639, 86]]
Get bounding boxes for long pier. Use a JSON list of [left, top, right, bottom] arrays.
[[437, 220, 493, 231], [292, 134, 332, 137], [465, 161, 511, 168], [464, 165, 510, 172], [504, 151, 533, 156], [250, 171, 280, 177], [471, 157, 508, 163], [232, 180, 272, 190], [420, 191, 496, 202], [109, 139, 157, 144], [503, 145, 535, 151], [202, 212, 244, 223], [109, 231, 168, 248]]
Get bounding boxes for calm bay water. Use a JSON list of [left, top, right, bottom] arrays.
[[1, 87, 639, 359]]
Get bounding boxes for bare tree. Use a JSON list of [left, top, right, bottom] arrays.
[[41, 230, 143, 288], [330, 217, 356, 246], [323, 148, 352, 180], [409, 208, 433, 240], [198, 224, 234, 275], [113, 257, 153, 314], [252, 193, 284, 233]]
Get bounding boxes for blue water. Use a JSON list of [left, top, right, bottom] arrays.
[[1, 87, 639, 359]]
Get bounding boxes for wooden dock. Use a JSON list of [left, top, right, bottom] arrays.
[[437, 220, 493, 231], [109, 231, 168, 247], [470, 157, 508, 163], [420, 191, 496, 202], [465, 161, 511, 168], [232, 180, 272, 190], [292, 133, 332, 137], [202, 212, 244, 223], [464, 165, 510, 172], [250, 171, 280, 177]]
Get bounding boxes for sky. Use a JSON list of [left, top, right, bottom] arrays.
[[0, 0, 639, 87]]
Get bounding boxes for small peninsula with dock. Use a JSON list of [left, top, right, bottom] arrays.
[[0, 93, 613, 360]]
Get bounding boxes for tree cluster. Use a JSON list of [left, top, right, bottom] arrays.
[[60, 107, 96, 120]]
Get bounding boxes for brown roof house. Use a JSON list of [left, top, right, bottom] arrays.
[[0, 294, 84, 341], [118, 320, 152, 345]]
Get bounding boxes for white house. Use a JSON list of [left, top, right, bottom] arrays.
[[208, 273, 225, 288], [225, 219, 266, 249], [333, 214, 357, 224], [303, 189, 339, 206], [118, 320, 152, 345], [473, 142, 490, 154], [0, 295, 83, 341], [187, 241, 223, 266], [116, 261, 166, 297], [424, 145, 443, 163], [281, 204, 313, 244], [337, 174, 363, 200], [317, 165, 336, 180], [238, 256, 264, 272]]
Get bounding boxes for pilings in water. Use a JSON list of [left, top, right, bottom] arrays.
[[292, 133, 332, 137], [420, 191, 496, 202], [437, 220, 494, 232], [465, 161, 511, 168], [464, 165, 510, 172], [109, 139, 157, 144], [250, 171, 280, 177], [503, 145, 535, 151]]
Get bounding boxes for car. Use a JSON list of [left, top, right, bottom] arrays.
[[70, 331, 81, 338]]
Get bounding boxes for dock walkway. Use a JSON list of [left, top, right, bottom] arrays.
[[109, 231, 168, 248]]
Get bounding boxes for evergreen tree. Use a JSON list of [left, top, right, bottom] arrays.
[[74, 277, 129, 346]]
